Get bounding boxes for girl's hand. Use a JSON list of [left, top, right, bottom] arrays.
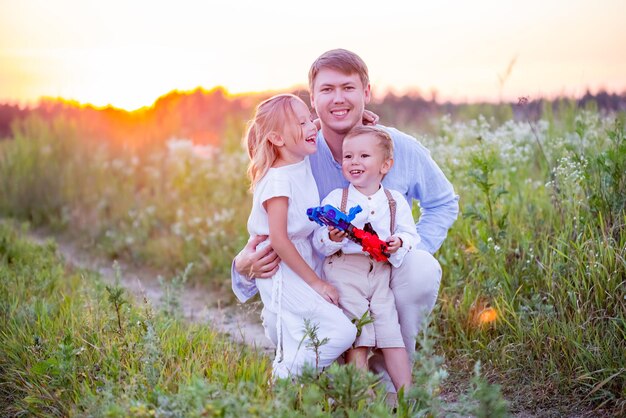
[[386, 236, 403, 254], [328, 226, 347, 242], [312, 280, 340, 305], [362, 109, 379, 126], [313, 118, 322, 130]]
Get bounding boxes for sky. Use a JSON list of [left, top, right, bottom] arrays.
[[1, 0, 625, 110]]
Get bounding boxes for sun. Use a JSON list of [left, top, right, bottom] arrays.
[[53, 47, 199, 111]]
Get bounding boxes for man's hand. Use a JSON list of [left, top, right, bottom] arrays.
[[328, 226, 347, 243], [386, 236, 403, 254], [234, 235, 280, 278]]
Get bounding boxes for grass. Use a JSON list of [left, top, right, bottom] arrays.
[[0, 107, 624, 414], [429, 112, 625, 413], [0, 221, 509, 416], [0, 116, 250, 281], [0, 221, 271, 416]]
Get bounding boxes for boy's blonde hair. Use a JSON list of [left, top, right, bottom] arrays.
[[344, 125, 394, 161], [245, 93, 305, 187], [308, 49, 369, 92]]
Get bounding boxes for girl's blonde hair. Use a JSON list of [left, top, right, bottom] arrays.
[[244, 94, 305, 187]]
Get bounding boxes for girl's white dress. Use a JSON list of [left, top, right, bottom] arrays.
[[247, 157, 356, 378]]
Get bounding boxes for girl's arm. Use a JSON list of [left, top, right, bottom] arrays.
[[266, 196, 339, 305]]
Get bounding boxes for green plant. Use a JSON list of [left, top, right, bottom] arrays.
[[105, 261, 127, 335], [300, 318, 331, 372], [351, 310, 375, 341], [463, 140, 509, 241], [159, 262, 193, 318], [456, 362, 510, 418]]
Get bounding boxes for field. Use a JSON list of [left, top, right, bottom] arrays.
[[0, 101, 624, 416]]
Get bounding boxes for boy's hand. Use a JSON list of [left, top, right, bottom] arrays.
[[328, 226, 347, 242], [386, 236, 403, 254]]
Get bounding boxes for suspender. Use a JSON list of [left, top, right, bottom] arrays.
[[340, 187, 396, 235], [385, 189, 397, 235], [340, 187, 349, 215]]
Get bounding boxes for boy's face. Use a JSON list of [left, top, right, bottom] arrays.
[[341, 133, 392, 195], [310, 68, 371, 137]]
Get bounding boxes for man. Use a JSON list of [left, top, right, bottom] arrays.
[[232, 49, 458, 387]]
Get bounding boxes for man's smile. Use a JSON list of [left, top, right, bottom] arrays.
[[330, 108, 349, 117]]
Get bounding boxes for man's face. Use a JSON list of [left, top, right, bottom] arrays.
[[310, 68, 371, 137]]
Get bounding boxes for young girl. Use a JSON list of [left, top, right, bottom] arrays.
[[244, 94, 356, 379]]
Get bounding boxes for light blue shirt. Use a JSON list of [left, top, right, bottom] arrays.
[[232, 125, 459, 302]]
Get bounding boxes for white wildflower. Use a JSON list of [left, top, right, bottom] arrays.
[[192, 144, 216, 160], [171, 222, 183, 236], [167, 138, 194, 153]]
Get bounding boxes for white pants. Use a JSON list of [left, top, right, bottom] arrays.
[[368, 249, 442, 391], [257, 261, 357, 379], [258, 249, 440, 383]]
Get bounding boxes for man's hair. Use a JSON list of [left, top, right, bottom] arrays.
[[344, 125, 393, 161], [308, 49, 369, 92]]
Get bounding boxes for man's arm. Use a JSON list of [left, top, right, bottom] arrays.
[[387, 127, 459, 254], [410, 141, 459, 254], [231, 235, 280, 303], [415, 193, 459, 254]]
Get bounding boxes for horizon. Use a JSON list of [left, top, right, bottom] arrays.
[[1, 0, 625, 111], [2, 84, 624, 114]]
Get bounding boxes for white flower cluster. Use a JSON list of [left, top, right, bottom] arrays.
[[166, 138, 217, 161]]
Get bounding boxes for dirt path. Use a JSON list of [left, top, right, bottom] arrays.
[[29, 230, 274, 354]]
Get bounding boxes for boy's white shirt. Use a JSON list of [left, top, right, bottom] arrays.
[[312, 183, 420, 268]]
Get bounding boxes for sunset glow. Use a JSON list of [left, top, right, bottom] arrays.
[[1, 0, 625, 110]]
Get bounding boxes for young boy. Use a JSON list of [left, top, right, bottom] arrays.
[[312, 125, 419, 392]]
